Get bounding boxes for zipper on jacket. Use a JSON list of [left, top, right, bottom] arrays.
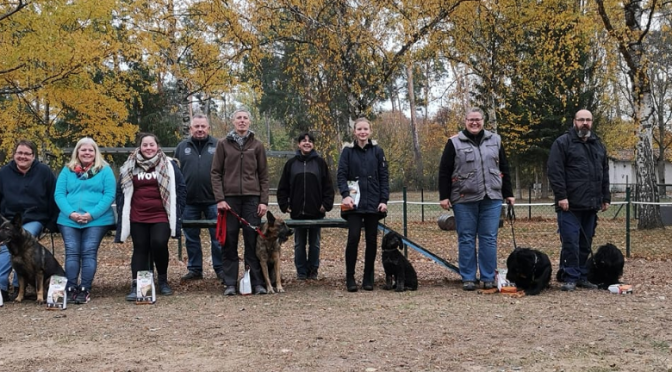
[[239, 151, 244, 194], [301, 160, 306, 215]]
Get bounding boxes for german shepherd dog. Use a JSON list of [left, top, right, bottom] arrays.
[[381, 232, 418, 292], [0, 214, 65, 304], [587, 243, 624, 289], [256, 211, 293, 294], [506, 247, 552, 296]]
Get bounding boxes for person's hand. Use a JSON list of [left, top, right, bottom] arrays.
[[217, 201, 230, 211], [601, 202, 610, 212], [70, 212, 82, 222], [506, 197, 515, 206], [440, 199, 452, 210], [257, 204, 268, 217], [378, 203, 387, 213], [342, 196, 355, 209], [79, 212, 92, 224], [558, 198, 569, 211], [319, 205, 325, 213]]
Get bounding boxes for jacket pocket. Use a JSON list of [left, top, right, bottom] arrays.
[[488, 168, 503, 191]]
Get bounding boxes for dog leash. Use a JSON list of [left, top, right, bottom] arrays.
[[507, 202, 517, 249], [218, 209, 267, 240]]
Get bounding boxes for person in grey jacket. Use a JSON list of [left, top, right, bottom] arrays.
[[548, 109, 610, 292], [337, 118, 389, 292], [438, 108, 514, 291], [174, 114, 222, 282]]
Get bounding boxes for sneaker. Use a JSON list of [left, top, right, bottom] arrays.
[[561, 282, 576, 292], [67, 287, 78, 303], [296, 274, 307, 281], [462, 281, 476, 291], [181, 271, 203, 281], [223, 286, 236, 296], [75, 287, 90, 304], [576, 280, 598, 289], [1, 289, 8, 302], [308, 268, 318, 280], [254, 285, 267, 295], [483, 281, 495, 290]]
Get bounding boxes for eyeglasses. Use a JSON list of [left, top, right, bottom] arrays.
[[575, 118, 593, 123], [15, 151, 34, 157], [466, 118, 483, 123]]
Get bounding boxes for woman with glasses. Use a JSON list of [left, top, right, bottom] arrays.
[[438, 108, 515, 291], [0, 140, 58, 302], [55, 137, 116, 304]]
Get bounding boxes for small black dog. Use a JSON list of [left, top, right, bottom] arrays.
[[587, 243, 624, 289], [381, 232, 418, 292], [506, 247, 552, 296], [0, 213, 65, 304]]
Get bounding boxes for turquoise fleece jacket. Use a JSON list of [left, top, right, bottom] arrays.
[[54, 165, 116, 228]]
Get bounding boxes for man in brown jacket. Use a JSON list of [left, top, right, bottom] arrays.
[[211, 108, 269, 296]]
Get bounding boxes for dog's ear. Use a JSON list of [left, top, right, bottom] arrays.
[[11, 213, 22, 227], [267, 211, 275, 225]]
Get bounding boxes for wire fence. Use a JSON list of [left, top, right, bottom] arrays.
[[267, 187, 672, 260]]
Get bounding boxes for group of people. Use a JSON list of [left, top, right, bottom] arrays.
[[0, 106, 610, 302], [439, 108, 610, 292]]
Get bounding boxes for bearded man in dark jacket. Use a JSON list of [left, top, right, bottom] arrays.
[[277, 132, 334, 280], [548, 109, 611, 292]]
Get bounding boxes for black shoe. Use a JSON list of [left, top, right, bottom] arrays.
[[181, 271, 203, 281], [216, 271, 226, 284], [362, 273, 374, 291], [158, 282, 173, 296], [67, 287, 78, 303], [75, 286, 90, 304], [462, 281, 477, 291], [223, 286, 236, 296], [125, 280, 137, 301], [1, 289, 8, 302], [576, 280, 598, 290], [254, 285, 267, 295], [346, 276, 358, 292], [308, 267, 318, 280], [561, 282, 576, 292]]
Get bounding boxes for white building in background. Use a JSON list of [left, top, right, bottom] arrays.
[[609, 149, 672, 193]]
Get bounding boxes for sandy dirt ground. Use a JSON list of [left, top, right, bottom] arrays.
[[1, 224, 671, 372]]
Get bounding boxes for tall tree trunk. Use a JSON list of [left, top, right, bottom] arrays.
[[596, 0, 663, 229], [657, 109, 667, 196], [406, 63, 424, 189]]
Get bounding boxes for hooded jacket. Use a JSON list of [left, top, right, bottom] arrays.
[[277, 149, 334, 219]]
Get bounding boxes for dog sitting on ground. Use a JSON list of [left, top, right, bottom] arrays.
[[381, 232, 418, 292], [256, 211, 293, 294], [506, 247, 552, 296], [0, 214, 65, 304], [587, 243, 624, 289]]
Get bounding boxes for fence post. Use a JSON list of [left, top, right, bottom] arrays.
[[421, 188, 425, 222], [625, 186, 631, 258], [528, 184, 532, 219], [403, 186, 408, 257]]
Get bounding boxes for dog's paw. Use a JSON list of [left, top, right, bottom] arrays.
[[267, 287, 276, 294], [275, 286, 284, 294], [36, 299, 45, 305]]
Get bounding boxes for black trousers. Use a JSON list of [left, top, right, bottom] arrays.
[[220, 196, 263, 287], [130, 222, 170, 279], [344, 213, 379, 281]]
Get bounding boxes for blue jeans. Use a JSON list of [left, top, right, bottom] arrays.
[[182, 203, 222, 274], [452, 198, 502, 282], [0, 221, 43, 291], [59, 225, 109, 290], [557, 210, 596, 283], [294, 226, 321, 277]]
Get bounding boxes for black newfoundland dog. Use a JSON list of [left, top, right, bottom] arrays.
[[506, 247, 552, 296], [381, 232, 418, 292], [587, 243, 624, 289]]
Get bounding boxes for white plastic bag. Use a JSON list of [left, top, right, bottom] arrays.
[[347, 180, 360, 207], [239, 266, 252, 296]]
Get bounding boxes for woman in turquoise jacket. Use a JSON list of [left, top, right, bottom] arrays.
[[55, 137, 116, 304]]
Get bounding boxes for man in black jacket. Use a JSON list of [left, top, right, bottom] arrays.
[[548, 109, 611, 292], [277, 132, 334, 280], [174, 114, 222, 282]]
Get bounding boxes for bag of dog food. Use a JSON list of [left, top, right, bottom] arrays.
[[46, 275, 68, 310], [347, 180, 360, 207], [136, 271, 156, 305], [496, 268, 515, 292], [239, 266, 252, 296], [608, 284, 633, 294]]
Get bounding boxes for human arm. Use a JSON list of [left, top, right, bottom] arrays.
[[256, 141, 269, 216], [438, 139, 456, 210], [321, 158, 335, 212], [276, 160, 292, 213], [210, 139, 227, 204]]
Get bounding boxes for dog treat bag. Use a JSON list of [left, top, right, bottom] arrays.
[[347, 180, 360, 207], [46, 275, 68, 310], [136, 271, 156, 305]]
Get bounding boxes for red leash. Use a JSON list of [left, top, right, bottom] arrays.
[[216, 209, 267, 245]]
